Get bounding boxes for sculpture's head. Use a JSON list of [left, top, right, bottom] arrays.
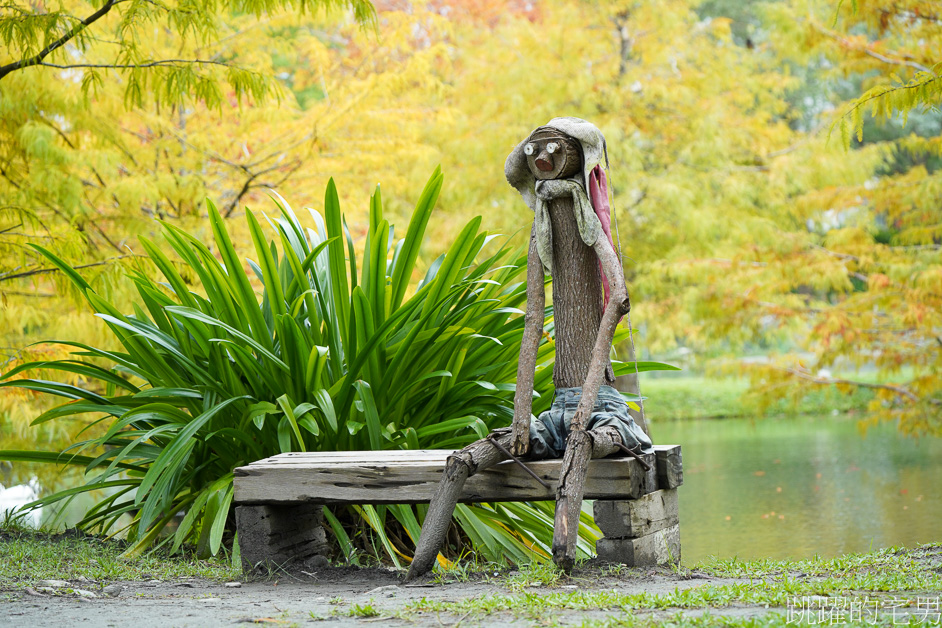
[[505, 117, 607, 213], [504, 118, 605, 210], [523, 127, 582, 180]]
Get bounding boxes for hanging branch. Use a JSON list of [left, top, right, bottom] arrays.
[[0, 0, 123, 81], [0, 255, 135, 283]]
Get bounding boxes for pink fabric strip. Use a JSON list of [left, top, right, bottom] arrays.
[[589, 165, 615, 313]]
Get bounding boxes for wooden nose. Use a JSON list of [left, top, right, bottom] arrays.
[[535, 153, 554, 171]]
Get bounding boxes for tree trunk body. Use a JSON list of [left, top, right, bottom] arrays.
[[547, 196, 610, 388]]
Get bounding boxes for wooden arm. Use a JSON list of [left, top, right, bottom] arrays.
[[511, 223, 546, 456]]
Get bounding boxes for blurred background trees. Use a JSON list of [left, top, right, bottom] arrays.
[[1, 0, 939, 450]]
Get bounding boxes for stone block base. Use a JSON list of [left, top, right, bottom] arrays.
[[593, 489, 680, 567], [594, 489, 679, 538], [235, 503, 329, 573], [596, 524, 681, 566]]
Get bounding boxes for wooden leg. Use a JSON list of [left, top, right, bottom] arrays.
[[551, 426, 633, 570], [593, 489, 681, 567], [552, 429, 592, 570], [235, 503, 329, 574], [405, 430, 513, 582]]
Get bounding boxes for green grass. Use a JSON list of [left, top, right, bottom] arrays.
[[504, 560, 564, 591], [347, 601, 381, 617], [0, 525, 239, 585], [643, 376, 875, 420], [402, 544, 942, 625]]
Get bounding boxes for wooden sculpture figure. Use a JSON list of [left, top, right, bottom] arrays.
[[406, 118, 652, 580]]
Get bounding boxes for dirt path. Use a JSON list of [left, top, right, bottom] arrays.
[[7, 545, 941, 627], [4, 566, 757, 627]]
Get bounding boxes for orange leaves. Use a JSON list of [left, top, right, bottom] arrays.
[[868, 273, 892, 290]]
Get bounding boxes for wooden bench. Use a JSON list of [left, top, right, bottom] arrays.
[[233, 445, 683, 573]]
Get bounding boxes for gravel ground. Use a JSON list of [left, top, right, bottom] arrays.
[[3, 565, 755, 627]]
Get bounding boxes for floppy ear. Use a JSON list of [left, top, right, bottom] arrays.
[[505, 137, 537, 212], [589, 165, 616, 310], [589, 165, 611, 235]]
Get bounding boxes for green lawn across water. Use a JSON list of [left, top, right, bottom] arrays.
[[640, 376, 875, 421]]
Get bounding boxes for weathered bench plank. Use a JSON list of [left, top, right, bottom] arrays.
[[234, 451, 663, 505]]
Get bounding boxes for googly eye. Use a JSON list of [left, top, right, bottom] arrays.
[[546, 142, 559, 154], [524, 143, 535, 156]]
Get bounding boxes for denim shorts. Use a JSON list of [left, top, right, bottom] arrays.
[[527, 385, 653, 459]]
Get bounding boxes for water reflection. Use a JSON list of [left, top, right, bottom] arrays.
[[0, 478, 42, 526], [654, 415, 942, 564]]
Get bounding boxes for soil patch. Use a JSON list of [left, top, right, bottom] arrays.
[[2, 565, 751, 627]]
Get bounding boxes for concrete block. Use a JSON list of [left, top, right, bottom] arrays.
[[596, 523, 681, 566], [593, 489, 679, 539], [235, 503, 329, 573]]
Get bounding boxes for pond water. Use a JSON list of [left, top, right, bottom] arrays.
[[653, 415, 942, 565]]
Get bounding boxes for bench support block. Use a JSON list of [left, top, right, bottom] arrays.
[[235, 503, 329, 573], [593, 489, 680, 567], [656, 446, 683, 490]]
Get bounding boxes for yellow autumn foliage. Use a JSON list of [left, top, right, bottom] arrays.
[[1, 0, 940, 464]]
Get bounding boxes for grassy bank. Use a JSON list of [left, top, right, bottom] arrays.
[[0, 527, 239, 584], [410, 544, 942, 626], [2, 526, 939, 627], [641, 376, 875, 421]]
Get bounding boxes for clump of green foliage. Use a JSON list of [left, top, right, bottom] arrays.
[[0, 171, 662, 565]]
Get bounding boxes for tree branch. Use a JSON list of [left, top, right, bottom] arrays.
[[0, 254, 134, 283], [33, 59, 231, 71], [777, 365, 919, 403], [0, 0, 121, 81], [222, 157, 302, 217], [860, 47, 933, 75], [879, 7, 942, 27], [810, 19, 935, 74]]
